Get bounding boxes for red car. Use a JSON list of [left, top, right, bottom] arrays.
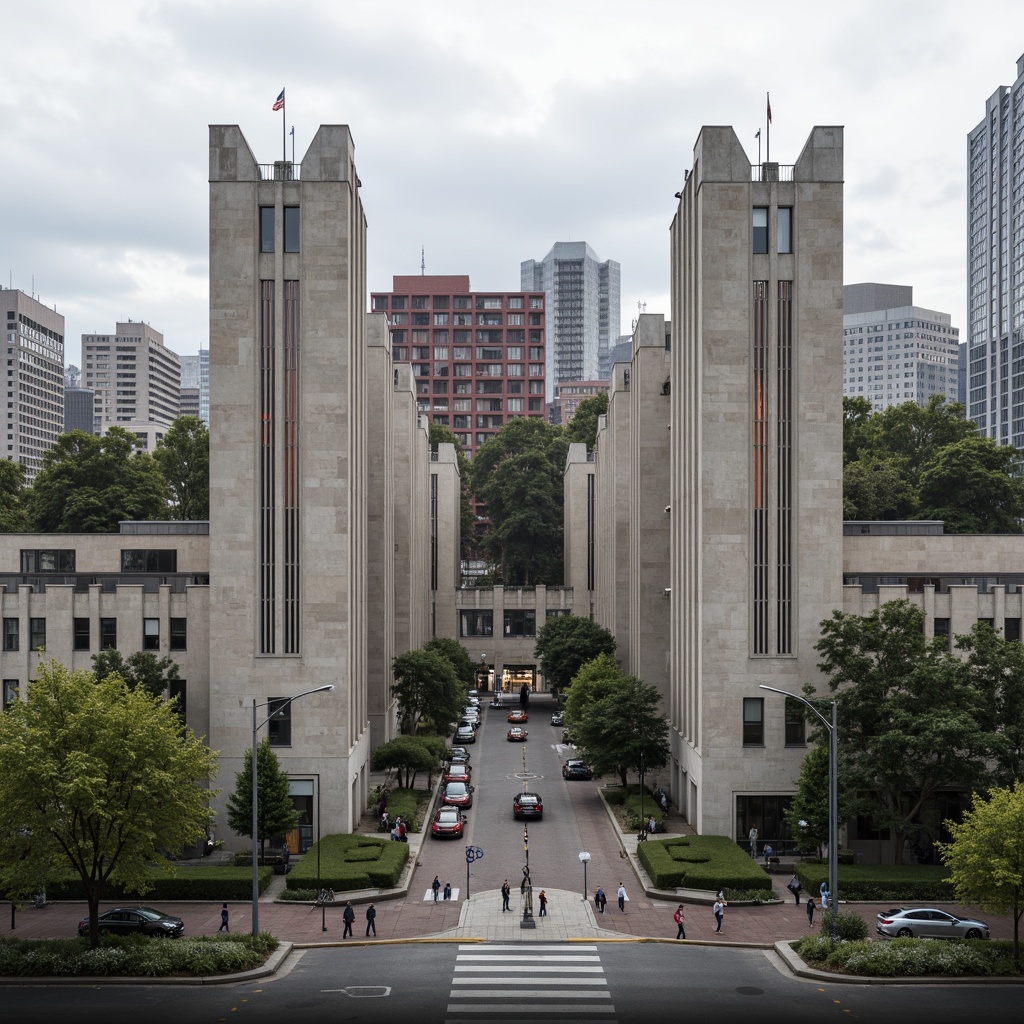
[[442, 781, 473, 808], [507, 726, 528, 742], [443, 763, 472, 785], [507, 709, 528, 723], [430, 806, 466, 839]]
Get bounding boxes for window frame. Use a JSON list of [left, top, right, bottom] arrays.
[[268, 697, 291, 746], [283, 207, 300, 252], [259, 206, 275, 253], [73, 617, 90, 652], [742, 696, 764, 746], [2, 617, 18, 652], [143, 617, 160, 651], [169, 618, 187, 651], [752, 207, 769, 254], [29, 617, 46, 651], [784, 697, 806, 746], [777, 207, 793, 253], [100, 617, 117, 650]]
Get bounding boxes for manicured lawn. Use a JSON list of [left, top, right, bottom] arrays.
[[637, 834, 774, 893]]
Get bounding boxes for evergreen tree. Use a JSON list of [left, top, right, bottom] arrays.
[[225, 738, 299, 861]]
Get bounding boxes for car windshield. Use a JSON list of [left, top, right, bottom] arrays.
[[438, 810, 460, 822], [135, 908, 167, 921], [446, 783, 468, 796]]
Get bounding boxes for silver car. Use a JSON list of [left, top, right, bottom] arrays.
[[875, 907, 989, 940]]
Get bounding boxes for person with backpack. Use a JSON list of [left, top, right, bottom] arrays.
[[674, 904, 686, 939]]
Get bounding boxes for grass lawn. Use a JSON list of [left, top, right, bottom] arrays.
[[285, 834, 408, 893], [637, 834, 774, 894]]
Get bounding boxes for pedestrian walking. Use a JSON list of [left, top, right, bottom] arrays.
[[397, 817, 407, 843], [647, 814, 657, 834], [713, 897, 726, 933], [674, 904, 686, 939], [595, 887, 607, 913], [342, 901, 355, 938], [819, 881, 829, 909], [786, 875, 801, 905], [501, 880, 511, 912], [218, 903, 230, 932], [432, 875, 441, 902], [748, 825, 759, 858], [365, 902, 377, 936], [443, 881, 452, 900], [762, 844, 773, 870], [617, 882, 627, 912], [806, 895, 816, 927], [538, 890, 547, 916]]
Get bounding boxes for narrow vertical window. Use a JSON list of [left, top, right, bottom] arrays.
[[73, 617, 90, 651], [284, 207, 300, 252], [776, 281, 793, 655], [753, 208, 768, 253], [2, 618, 18, 652], [260, 280, 277, 654], [777, 208, 792, 253], [169, 618, 187, 651], [743, 697, 764, 745], [260, 207, 275, 253], [2, 679, 18, 709], [29, 618, 46, 651], [784, 697, 806, 745], [268, 697, 291, 746], [100, 617, 117, 650], [752, 281, 769, 654], [283, 280, 300, 654], [143, 617, 160, 651]]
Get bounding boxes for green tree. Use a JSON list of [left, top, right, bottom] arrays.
[[938, 782, 1024, 968], [424, 636, 476, 688], [0, 457, 28, 531], [841, 456, 917, 521], [784, 742, 852, 858], [0, 662, 217, 948], [868, 395, 976, 480], [563, 392, 609, 450], [26, 428, 170, 532], [566, 659, 669, 785], [562, 653, 623, 730], [535, 614, 617, 694], [916, 434, 1024, 533], [91, 649, 181, 699], [815, 599, 993, 863], [153, 415, 210, 521], [428, 422, 474, 557], [842, 395, 876, 466], [471, 417, 568, 584], [391, 648, 463, 735], [225, 738, 299, 862], [956, 622, 1024, 789], [371, 736, 441, 790]]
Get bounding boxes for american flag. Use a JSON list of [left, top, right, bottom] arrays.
[[272, 89, 285, 112]]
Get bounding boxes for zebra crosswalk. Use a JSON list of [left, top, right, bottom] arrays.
[[446, 944, 617, 1022]]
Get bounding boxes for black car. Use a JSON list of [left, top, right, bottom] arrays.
[[550, 711, 564, 726], [78, 906, 185, 938], [513, 791, 543, 819], [562, 759, 593, 780]]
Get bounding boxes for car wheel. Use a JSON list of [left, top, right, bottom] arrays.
[[896, 927, 913, 938], [965, 928, 982, 940]]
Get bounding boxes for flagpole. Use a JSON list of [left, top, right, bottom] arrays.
[[282, 91, 287, 163], [290, 127, 295, 165], [766, 92, 771, 165], [756, 129, 761, 166]]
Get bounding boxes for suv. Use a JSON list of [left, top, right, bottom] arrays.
[[562, 759, 593, 780]]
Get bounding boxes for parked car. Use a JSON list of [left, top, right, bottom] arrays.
[[448, 750, 471, 767], [513, 791, 543, 819], [448, 746, 471, 762], [453, 725, 476, 745], [507, 726, 528, 742], [550, 711, 564, 726], [443, 764, 472, 785], [507, 709, 528, 723], [430, 806, 466, 839], [78, 906, 185, 939], [442, 781, 473, 808], [875, 908, 990, 940], [562, 759, 593, 780]]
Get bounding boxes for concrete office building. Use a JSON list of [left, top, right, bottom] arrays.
[[521, 242, 620, 403], [843, 283, 959, 411], [83, 321, 182, 451], [2, 289, 65, 481], [549, 380, 609, 426], [967, 53, 1024, 445], [370, 276, 547, 458]]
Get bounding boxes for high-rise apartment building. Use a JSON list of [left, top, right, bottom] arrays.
[[2, 289, 65, 480], [843, 283, 959, 411], [63, 387, 96, 434], [370, 275, 547, 457], [521, 242, 620, 403], [179, 350, 210, 425], [967, 53, 1024, 444], [82, 321, 182, 450]]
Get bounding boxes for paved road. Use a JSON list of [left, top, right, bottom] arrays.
[[5, 942, 1023, 1024]]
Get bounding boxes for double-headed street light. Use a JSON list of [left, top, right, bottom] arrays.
[[251, 684, 334, 936], [759, 684, 838, 916]]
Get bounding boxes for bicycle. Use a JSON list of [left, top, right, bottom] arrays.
[[316, 888, 335, 905]]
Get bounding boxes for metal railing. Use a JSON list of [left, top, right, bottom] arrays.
[[751, 163, 795, 182], [258, 162, 301, 181]]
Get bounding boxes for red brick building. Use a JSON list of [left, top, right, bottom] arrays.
[[370, 275, 546, 457]]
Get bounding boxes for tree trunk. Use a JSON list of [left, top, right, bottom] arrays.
[[86, 883, 101, 948]]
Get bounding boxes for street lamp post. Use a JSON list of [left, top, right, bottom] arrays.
[[251, 684, 334, 937], [759, 684, 838, 916], [578, 851, 591, 901]]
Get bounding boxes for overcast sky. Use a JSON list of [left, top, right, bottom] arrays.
[[2, 1, 1020, 367]]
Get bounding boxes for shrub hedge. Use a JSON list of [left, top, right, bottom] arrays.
[[637, 835, 772, 891], [795, 864, 955, 902], [793, 935, 1021, 977], [42, 865, 273, 902], [385, 788, 422, 832], [286, 834, 408, 892], [0, 932, 279, 978], [604, 786, 666, 832]]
